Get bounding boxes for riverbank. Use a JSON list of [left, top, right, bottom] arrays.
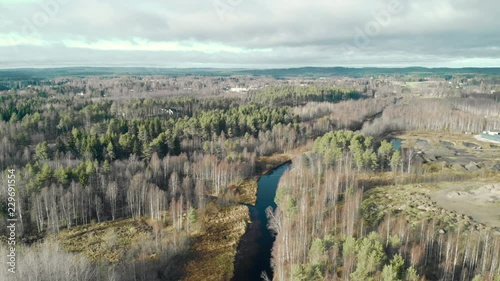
[[233, 142, 313, 206], [232, 163, 292, 281], [182, 153, 293, 280], [233, 154, 292, 206], [181, 204, 250, 281]]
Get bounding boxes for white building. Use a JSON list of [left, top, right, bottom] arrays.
[[161, 108, 175, 115], [230, 87, 248, 93]]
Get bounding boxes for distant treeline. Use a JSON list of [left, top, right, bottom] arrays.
[[1, 66, 500, 82]]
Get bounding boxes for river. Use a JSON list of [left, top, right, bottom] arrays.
[[232, 163, 291, 281]]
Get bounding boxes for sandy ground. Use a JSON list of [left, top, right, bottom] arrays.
[[385, 132, 500, 231], [432, 183, 500, 229]]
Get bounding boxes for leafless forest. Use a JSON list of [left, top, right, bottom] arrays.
[[0, 72, 499, 280]]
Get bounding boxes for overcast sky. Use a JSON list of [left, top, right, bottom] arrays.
[[0, 0, 499, 68]]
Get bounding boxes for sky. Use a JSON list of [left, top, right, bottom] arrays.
[[0, 0, 499, 68]]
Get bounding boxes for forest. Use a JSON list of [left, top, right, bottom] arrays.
[[271, 131, 500, 281], [0, 71, 499, 281]]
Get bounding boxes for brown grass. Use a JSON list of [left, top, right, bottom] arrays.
[[233, 179, 259, 205], [182, 205, 250, 281], [57, 218, 155, 263], [256, 154, 291, 175]]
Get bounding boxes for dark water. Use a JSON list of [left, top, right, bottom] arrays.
[[232, 163, 291, 281]]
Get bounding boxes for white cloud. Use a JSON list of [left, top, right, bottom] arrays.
[[62, 38, 271, 53], [0, 33, 48, 46], [0, 0, 498, 67]]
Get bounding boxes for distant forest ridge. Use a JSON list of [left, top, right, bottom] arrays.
[[0, 66, 500, 80]]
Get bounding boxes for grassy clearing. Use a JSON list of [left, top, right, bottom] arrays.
[[57, 218, 169, 263], [182, 204, 250, 281], [58, 218, 148, 263]]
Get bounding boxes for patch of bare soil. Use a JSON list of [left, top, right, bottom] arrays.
[[432, 184, 500, 229]]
